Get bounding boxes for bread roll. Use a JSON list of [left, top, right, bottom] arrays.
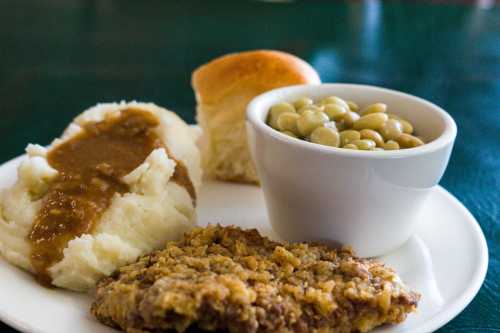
[[192, 50, 321, 184]]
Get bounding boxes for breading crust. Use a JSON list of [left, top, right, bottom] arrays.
[[91, 225, 419, 333]]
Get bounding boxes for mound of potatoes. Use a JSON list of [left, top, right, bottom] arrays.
[[266, 96, 424, 151]]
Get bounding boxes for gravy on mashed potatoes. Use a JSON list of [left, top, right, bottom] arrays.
[[29, 108, 195, 285], [0, 102, 201, 291]]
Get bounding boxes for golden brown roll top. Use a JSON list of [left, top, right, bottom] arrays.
[[192, 50, 321, 184]]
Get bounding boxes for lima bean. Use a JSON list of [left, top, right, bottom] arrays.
[[297, 110, 329, 137]]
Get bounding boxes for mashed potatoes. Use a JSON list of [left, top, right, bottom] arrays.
[[0, 102, 201, 291]]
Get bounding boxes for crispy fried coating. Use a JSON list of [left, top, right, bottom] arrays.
[[91, 225, 419, 333]]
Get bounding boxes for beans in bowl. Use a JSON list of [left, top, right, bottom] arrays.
[[266, 96, 424, 150]]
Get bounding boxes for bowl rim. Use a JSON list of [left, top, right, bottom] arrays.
[[246, 83, 457, 159]]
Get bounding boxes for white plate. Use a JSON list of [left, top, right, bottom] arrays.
[[0, 155, 488, 333]]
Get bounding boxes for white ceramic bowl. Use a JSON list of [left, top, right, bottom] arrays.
[[246, 84, 457, 257]]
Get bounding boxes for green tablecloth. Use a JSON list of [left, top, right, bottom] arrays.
[[0, 0, 498, 332]]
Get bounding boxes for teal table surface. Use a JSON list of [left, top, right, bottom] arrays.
[[0, 0, 499, 332]]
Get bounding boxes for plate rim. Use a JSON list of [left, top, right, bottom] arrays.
[[408, 186, 489, 333], [0, 155, 489, 333]]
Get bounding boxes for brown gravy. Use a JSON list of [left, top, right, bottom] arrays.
[[28, 108, 195, 285]]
